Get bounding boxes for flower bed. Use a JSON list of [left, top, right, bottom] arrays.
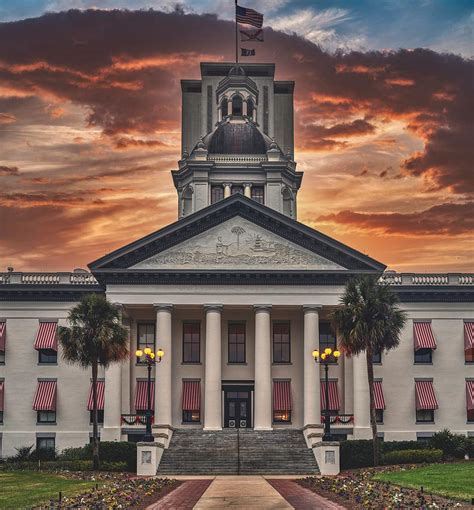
[[31, 473, 178, 510], [300, 466, 470, 509]]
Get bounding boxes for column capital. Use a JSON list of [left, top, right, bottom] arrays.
[[204, 304, 223, 312], [303, 304, 323, 313], [244, 183, 253, 188], [253, 304, 272, 312], [153, 303, 174, 312]]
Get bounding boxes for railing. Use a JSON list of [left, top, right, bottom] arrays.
[[321, 414, 354, 425], [120, 414, 154, 428], [0, 272, 98, 285], [208, 155, 267, 163], [379, 273, 474, 286]]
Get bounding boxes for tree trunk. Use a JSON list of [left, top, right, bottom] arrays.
[[366, 348, 379, 466], [92, 359, 100, 471]]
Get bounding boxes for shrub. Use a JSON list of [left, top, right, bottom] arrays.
[[382, 449, 443, 465], [29, 447, 58, 462], [429, 429, 469, 460], [13, 445, 34, 461], [60, 445, 93, 461], [99, 441, 137, 472], [467, 437, 474, 459], [340, 440, 374, 469], [381, 441, 429, 453], [100, 461, 128, 471]]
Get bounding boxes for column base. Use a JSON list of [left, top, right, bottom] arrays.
[[101, 427, 122, 442], [253, 426, 273, 431], [352, 426, 372, 440]]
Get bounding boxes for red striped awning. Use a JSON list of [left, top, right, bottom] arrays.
[[373, 380, 386, 410], [0, 321, 5, 351], [413, 322, 437, 351], [33, 380, 57, 411], [464, 322, 474, 350], [415, 380, 438, 410], [34, 322, 58, 351], [273, 380, 292, 411], [182, 381, 201, 411], [87, 380, 105, 411], [466, 381, 474, 411], [0, 381, 4, 412], [321, 380, 340, 411], [135, 380, 154, 411]]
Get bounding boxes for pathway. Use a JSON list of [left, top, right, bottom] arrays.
[[147, 476, 345, 509]]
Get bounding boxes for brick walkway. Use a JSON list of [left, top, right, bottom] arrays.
[[147, 480, 212, 510], [267, 479, 346, 510]]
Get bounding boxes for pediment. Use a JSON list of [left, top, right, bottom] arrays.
[[131, 216, 344, 270]]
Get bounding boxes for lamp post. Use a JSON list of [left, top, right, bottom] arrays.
[[135, 347, 164, 442], [312, 347, 341, 441]]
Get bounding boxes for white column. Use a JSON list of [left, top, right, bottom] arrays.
[[303, 305, 322, 427], [204, 304, 223, 430], [218, 106, 222, 122], [244, 183, 252, 198], [227, 99, 233, 115], [224, 183, 232, 198], [102, 362, 122, 441], [242, 100, 248, 116], [254, 305, 272, 430], [353, 353, 371, 439], [154, 304, 173, 426]]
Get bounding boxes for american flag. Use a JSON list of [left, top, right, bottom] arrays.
[[236, 5, 263, 28]]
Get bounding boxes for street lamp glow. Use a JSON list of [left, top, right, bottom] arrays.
[[144, 347, 152, 355], [334, 350, 341, 358], [135, 349, 143, 357], [312, 349, 319, 359], [324, 348, 332, 355], [157, 348, 164, 359]]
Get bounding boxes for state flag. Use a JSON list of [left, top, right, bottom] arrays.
[[240, 29, 264, 42]]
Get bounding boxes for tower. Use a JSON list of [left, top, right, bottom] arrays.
[[173, 62, 303, 219]]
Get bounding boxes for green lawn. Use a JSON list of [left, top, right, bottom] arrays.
[[374, 462, 474, 502], [0, 471, 99, 509]]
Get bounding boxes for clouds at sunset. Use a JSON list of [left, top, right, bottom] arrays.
[[0, 8, 472, 272]]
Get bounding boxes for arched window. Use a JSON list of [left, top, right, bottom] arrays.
[[232, 95, 243, 116], [247, 98, 254, 118], [282, 187, 293, 217], [221, 98, 228, 117], [182, 186, 193, 216]]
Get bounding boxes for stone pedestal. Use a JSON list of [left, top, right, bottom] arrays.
[[136, 442, 165, 476], [312, 441, 340, 476]]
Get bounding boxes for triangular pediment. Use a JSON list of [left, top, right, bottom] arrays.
[[89, 194, 386, 275], [132, 216, 344, 270]]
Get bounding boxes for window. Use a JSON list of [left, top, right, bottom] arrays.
[[251, 186, 264, 204], [247, 98, 254, 118], [0, 351, 4, 364], [273, 410, 291, 423], [416, 409, 434, 423], [90, 410, 104, 424], [221, 98, 228, 117], [319, 323, 337, 363], [231, 185, 243, 195], [372, 349, 382, 364], [232, 95, 243, 116], [36, 437, 55, 450], [38, 349, 57, 364], [37, 411, 56, 423], [211, 186, 224, 204], [467, 409, 474, 423], [183, 410, 200, 423], [282, 187, 293, 217], [273, 323, 290, 363], [414, 348, 433, 364], [183, 323, 200, 363], [137, 323, 155, 363], [182, 186, 192, 216], [0, 411, 3, 424], [228, 323, 246, 363], [466, 348, 474, 363], [375, 409, 384, 424]]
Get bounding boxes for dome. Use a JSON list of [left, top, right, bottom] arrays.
[[206, 120, 268, 154]]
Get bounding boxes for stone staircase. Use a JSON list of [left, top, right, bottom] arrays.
[[157, 429, 319, 475]]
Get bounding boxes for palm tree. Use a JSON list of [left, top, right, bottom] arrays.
[[231, 226, 246, 248], [58, 293, 129, 470], [332, 275, 407, 466]]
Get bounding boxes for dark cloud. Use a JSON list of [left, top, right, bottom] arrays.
[[304, 119, 376, 138], [114, 137, 168, 149], [0, 165, 19, 175], [317, 202, 474, 236]]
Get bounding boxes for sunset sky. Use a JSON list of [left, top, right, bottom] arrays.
[[0, 2, 472, 273]]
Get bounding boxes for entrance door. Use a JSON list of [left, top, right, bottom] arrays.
[[224, 389, 251, 428]]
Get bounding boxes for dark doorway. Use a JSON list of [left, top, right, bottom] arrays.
[[224, 386, 252, 428]]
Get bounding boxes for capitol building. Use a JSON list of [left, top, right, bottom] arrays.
[[0, 62, 472, 468]]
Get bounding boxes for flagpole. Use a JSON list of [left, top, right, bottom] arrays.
[[235, 0, 238, 63]]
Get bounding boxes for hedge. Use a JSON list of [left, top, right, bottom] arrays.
[[382, 449, 443, 465], [59, 441, 137, 471]]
